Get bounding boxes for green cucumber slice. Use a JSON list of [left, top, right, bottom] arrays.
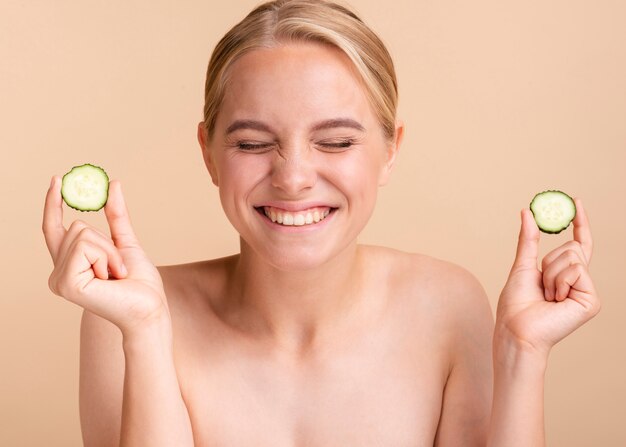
[[61, 164, 109, 212], [529, 190, 576, 234]]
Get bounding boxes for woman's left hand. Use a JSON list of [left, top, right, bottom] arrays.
[[496, 198, 601, 357]]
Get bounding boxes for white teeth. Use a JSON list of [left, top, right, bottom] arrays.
[[263, 206, 332, 227]]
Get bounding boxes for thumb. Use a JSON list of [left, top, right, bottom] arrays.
[[104, 180, 140, 250], [512, 208, 540, 272]]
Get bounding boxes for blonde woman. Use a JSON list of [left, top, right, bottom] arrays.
[[43, 1, 600, 445]]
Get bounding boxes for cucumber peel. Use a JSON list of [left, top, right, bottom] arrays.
[[61, 164, 109, 212], [529, 190, 576, 234]]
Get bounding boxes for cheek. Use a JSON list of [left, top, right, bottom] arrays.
[[327, 152, 383, 204], [216, 156, 269, 214]]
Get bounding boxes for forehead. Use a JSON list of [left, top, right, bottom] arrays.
[[217, 42, 375, 129]]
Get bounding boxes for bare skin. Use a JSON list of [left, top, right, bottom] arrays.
[[80, 246, 493, 446], [45, 41, 600, 446]]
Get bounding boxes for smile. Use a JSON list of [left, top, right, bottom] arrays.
[[262, 206, 332, 226]]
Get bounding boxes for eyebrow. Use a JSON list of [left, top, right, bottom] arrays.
[[224, 118, 365, 135], [225, 120, 274, 135], [311, 118, 365, 133]]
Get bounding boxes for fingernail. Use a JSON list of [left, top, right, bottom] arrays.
[[121, 264, 128, 276], [50, 176, 55, 188]]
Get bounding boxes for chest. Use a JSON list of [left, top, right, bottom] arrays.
[[175, 328, 448, 447]]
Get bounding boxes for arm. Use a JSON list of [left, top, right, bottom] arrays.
[[79, 311, 124, 446], [487, 200, 600, 446], [44, 177, 194, 446], [434, 269, 494, 446], [120, 318, 193, 447], [80, 311, 194, 447], [488, 334, 548, 447]]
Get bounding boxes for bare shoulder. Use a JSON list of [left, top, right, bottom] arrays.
[[362, 245, 491, 314], [156, 256, 239, 367], [79, 257, 234, 446], [361, 245, 494, 351], [157, 255, 237, 313], [362, 246, 494, 443]]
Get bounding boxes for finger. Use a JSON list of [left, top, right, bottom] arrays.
[[61, 240, 107, 281], [42, 176, 66, 261], [512, 208, 540, 271], [104, 181, 140, 250], [51, 240, 109, 297], [76, 228, 127, 279], [56, 220, 89, 265], [79, 241, 110, 280], [572, 198, 593, 263], [541, 240, 589, 272], [89, 231, 127, 279], [57, 223, 127, 279], [554, 263, 587, 302], [541, 249, 586, 301]]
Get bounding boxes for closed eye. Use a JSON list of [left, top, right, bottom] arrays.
[[235, 141, 273, 152], [317, 139, 356, 151]]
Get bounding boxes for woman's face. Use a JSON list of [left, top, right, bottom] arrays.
[[200, 42, 401, 271]]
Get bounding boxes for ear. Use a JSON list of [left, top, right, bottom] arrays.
[[378, 119, 404, 186], [197, 122, 219, 186]]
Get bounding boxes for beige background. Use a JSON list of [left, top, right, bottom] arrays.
[[1, 0, 624, 445]]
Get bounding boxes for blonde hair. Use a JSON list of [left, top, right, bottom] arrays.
[[202, 0, 398, 141]]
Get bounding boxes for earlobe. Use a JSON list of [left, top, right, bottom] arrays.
[[197, 122, 219, 186], [378, 120, 404, 186]]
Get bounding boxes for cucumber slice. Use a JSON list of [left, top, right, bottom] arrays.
[[61, 164, 109, 212], [529, 190, 576, 234]]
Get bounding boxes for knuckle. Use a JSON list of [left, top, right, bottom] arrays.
[[565, 240, 579, 249], [68, 220, 88, 233], [47, 273, 58, 294], [568, 240, 585, 253], [564, 249, 581, 263], [78, 226, 97, 239], [593, 300, 602, 316], [74, 239, 94, 252], [553, 268, 566, 282], [48, 271, 68, 297], [564, 248, 576, 257], [541, 257, 549, 271], [582, 297, 601, 317]]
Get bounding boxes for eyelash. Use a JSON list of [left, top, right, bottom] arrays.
[[237, 142, 272, 151], [233, 139, 356, 152], [321, 139, 355, 149]]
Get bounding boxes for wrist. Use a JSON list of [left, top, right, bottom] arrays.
[[493, 327, 549, 377], [121, 314, 173, 351]]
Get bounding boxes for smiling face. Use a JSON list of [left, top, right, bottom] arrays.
[[199, 41, 402, 271]]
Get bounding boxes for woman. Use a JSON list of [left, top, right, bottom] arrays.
[[42, 1, 600, 445]]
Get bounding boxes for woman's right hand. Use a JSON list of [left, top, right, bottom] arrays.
[[43, 176, 169, 336]]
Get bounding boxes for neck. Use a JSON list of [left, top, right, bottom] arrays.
[[223, 239, 367, 352]]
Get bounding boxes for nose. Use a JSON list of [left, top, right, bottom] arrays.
[[270, 149, 317, 196]]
